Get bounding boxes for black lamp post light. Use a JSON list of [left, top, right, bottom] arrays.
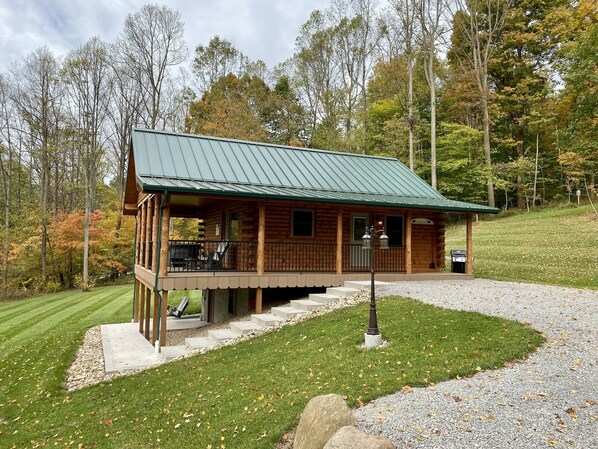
[[362, 225, 388, 348]]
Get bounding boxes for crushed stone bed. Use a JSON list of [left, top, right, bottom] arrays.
[[354, 279, 598, 449]]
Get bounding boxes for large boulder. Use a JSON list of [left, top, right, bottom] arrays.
[[324, 426, 396, 449], [294, 394, 357, 449]]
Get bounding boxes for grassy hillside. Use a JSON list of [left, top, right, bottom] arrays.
[[446, 205, 598, 289], [0, 285, 542, 448]]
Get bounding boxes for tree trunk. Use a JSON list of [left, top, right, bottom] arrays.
[[408, 53, 414, 171], [429, 54, 437, 190], [481, 92, 495, 207], [533, 131, 539, 208]]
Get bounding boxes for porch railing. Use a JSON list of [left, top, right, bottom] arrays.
[[165, 240, 405, 273]]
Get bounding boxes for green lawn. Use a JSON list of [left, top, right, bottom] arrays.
[[446, 205, 598, 289], [0, 285, 542, 448]]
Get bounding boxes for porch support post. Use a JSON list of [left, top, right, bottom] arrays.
[[152, 291, 159, 344], [466, 213, 473, 275], [134, 280, 140, 322], [145, 197, 153, 268], [138, 283, 145, 333], [256, 202, 265, 313], [144, 286, 151, 340], [157, 195, 171, 344], [159, 291, 168, 347], [151, 194, 160, 271], [159, 195, 171, 276], [139, 204, 146, 266], [405, 210, 412, 274], [336, 208, 343, 275]]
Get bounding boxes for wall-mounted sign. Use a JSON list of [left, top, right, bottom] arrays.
[[411, 218, 434, 225]]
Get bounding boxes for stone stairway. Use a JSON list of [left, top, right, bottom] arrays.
[[160, 284, 361, 361]]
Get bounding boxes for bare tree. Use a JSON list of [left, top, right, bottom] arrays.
[[115, 4, 187, 129], [63, 37, 111, 286], [418, 0, 447, 189], [389, 0, 418, 170], [10, 47, 63, 282], [451, 0, 512, 207]]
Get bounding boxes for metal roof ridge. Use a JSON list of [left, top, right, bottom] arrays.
[[139, 175, 444, 200], [132, 128, 400, 162]]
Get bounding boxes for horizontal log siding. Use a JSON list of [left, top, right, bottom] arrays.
[[196, 198, 445, 273]]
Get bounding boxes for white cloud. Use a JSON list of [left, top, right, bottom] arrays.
[[0, 0, 330, 72]]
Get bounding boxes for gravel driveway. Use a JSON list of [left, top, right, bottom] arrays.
[[354, 279, 598, 448]]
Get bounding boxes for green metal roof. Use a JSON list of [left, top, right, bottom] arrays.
[[130, 128, 499, 214]]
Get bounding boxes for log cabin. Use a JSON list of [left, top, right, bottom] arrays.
[[123, 128, 498, 348]]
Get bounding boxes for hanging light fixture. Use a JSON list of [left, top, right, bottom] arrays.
[[379, 228, 389, 249], [362, 231, 371, 249]]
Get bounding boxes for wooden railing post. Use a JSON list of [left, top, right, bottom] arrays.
[[151, 194, 160, 271], [336, 208, 343, 275], [135, 207, 142, 265], [405, 210, 412, 274], [145, 197, 153, 268], [466, 213, 473, 275], [139, 204, 146, 266]]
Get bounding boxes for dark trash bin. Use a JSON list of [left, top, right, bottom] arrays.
[[450, 249, 467, 274]]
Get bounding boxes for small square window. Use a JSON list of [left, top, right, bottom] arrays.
[[292, 210, 314, 237]]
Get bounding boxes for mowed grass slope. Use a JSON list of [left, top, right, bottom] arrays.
[[0, 286, 542, 448], [446, 205, 598, 289]]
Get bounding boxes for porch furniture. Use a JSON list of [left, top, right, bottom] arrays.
[[199, 241, 229, 271], [167, 297, 189, 318]]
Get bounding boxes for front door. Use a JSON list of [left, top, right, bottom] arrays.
[[350, 213, 369, 267]]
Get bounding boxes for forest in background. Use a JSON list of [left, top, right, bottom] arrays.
[[0, 0, 596, 297]]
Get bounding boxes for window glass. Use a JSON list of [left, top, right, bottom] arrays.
[[229, 212, 239, 241], [386, 216, 404, 247], [292, 210, 314, 237]]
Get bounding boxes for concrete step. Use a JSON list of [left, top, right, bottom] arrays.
[[161, 345, 190, 361], [309, 293, 342, 304], [230, 320, 261, 336], [271, 306, 308, 319], [290, 299, 324, 312], [251, 313, 283, 327], [208, 328, 238, 344], [343, 280, 391, 290], [326, 286, 360, 297], [185, 337, 216, 350]]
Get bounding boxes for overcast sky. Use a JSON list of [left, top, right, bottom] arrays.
[[0, 0, 331, 72]]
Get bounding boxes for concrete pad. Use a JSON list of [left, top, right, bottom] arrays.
[[290, 299, 324, 312], [161, 345, 189, 361], [208, 328, 238, 343], [101, 323, 162, 374], [230, 320, 261, 335], [309, 293, 342, 304], [344, 280, 391, 290], [326, 286, 360, 297], [251, 313, 283, 327], [271, 306, 307, 319], [185, 337, 215, 350], [162, 317, 208, 331]]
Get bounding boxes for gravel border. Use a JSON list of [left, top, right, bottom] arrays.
[[354, 279, 598, 449], [65, 291, 373, 391]]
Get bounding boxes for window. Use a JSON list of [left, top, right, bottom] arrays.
[[385, 215, 404, 247], [292, 210, 314, 237]]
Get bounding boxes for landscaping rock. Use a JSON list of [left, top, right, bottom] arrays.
[[324, 426, 395, 449], [294, 394, 357, 449]]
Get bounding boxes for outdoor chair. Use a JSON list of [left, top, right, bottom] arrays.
[[166, 296, 189, 318], [199, 241, 229, 271]]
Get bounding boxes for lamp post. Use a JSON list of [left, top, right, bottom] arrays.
[[362, 225, 388, 348]]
